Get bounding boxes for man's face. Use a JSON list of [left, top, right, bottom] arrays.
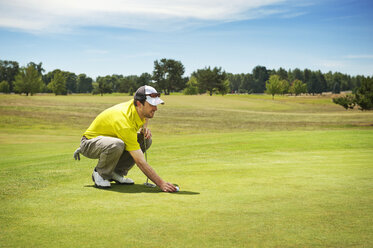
[[142, 101, 158, 118]]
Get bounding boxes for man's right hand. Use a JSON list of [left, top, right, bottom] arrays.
[[160, 182, 177, 192], [73, 147, 81, 160]]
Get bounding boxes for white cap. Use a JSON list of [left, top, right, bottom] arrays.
[[134, 85, 164, 106]]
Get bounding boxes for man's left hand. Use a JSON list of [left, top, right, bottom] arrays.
[[141, 127, 152, 139]]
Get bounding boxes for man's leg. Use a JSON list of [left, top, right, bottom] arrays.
[[80, 136, 125, 179], [114, 133, 152, 176]]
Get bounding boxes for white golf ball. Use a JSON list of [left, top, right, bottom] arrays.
[[175, 186, 179, 192]]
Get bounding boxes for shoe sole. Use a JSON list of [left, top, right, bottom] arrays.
[[92, 174, 111, 189], [110, 179, 135, 185]]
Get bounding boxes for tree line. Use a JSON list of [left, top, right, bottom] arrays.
[[0, 59, 370, 98]]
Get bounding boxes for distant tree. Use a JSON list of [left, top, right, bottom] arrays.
[[289, 68, 303, 83], [265, 75, 282, 99], [315, 70, 327, 94], [64, 72, 77, 93], [48, 70, 67, 95], [77, 74, 93, 93], [183, 76, 199, 95], [218, 79, 230, 95], [27, 62, 45, 76], [252, 65, 269, 93], [96, 76, 114, 95], [355, 77, 373, 110], [324, 71, 334, 92], [138, 73, 153, 88], [0, 80, 10, 93], [332, 82, 341, 94], [0, 60, 19, 92], [193, 67, 227, 96], [307, 72, 317, 95], [117, 75, 137, 93], [153, 58, 185, 94], [92, 83, 100, 95], [276, 67, 288, 80], [240, 73, 255, 93], [13, 65, 43, 96], [227, 73, 240, 93], [290, 79, 307, 96], [279, 79, 290, 95]]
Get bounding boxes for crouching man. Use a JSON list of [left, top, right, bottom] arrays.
[[73, 85, 177, 192]]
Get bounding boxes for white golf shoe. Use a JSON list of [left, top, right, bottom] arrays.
[[110, 172, 134, 185], [92, 170, 111, 188]]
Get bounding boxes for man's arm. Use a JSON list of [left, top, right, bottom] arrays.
[[129, 149, 177, 192]]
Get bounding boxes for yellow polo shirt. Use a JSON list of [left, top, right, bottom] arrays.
[[83, 100, 145, 151]]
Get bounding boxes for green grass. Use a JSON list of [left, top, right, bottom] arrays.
[[0, 93, 372, 247]]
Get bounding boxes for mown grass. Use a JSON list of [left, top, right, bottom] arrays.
[[0, 93, 372, 247]]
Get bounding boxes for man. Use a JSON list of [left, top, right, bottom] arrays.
[[73, 85, 177, 192]]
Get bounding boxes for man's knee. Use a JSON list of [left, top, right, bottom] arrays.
[[108, 139, 125, 155], [145, 138, 152, 150], [137, 133, 152, 151]]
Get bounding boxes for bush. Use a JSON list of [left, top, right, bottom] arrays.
[[332, 94, 356, 110]]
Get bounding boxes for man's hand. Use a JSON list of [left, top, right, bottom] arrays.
[[141, 127, 152, 139], [160, 182, 178, 192], [73, 147, 81, 160]]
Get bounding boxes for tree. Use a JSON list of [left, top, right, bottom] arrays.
[[48, 70, 67, 95], [117, 75, 137, 94], [153, 58, 185, 95], [290, 80, 307, 96], [227, 73, 240, 93], [315, 70, 327, 94], [27, 62, 45, 76], [355, 77, 373, 110], [332, 82, 341, 94], [218, 79, 230, 95], [193, 67, 227, 96], [279, 79, 290, 95], [64, 72, 77, 93], [77, 74, 93, 93], [276, 67, 288, 80], [0, 81, 10, 93], [265, 75, 282, 99], [95, 76, 114, 96], [289, 68, 303, 84], [138, 73, 153, 88], [252, 66, 269, 93], [183, 76, 199, 95], [0, 60, 19, 92], [13, 65, 43, 96]]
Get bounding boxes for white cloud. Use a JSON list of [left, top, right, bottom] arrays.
[[0, 0, 305, 33]]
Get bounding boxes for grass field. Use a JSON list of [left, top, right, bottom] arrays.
[[0, 93, 372, 247]]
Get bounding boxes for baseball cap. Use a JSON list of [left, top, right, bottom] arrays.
[[134, 85, 164, 106]]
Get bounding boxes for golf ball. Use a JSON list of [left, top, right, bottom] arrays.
[[175, 186, 179, 192]]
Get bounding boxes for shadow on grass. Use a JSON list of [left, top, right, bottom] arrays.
[[84, 183, 200, 195]]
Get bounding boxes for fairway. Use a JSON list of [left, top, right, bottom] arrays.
[[0, 94, 372, 247]]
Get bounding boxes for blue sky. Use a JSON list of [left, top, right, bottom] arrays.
[[0, 0, 372, 79]]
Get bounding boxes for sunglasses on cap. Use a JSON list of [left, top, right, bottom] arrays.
[[146, 93, 161, 98]]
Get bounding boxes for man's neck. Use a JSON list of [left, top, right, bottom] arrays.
[[135, 105, 144, 120]]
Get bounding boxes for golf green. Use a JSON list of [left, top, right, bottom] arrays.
[[0, 94, 372, 247]]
